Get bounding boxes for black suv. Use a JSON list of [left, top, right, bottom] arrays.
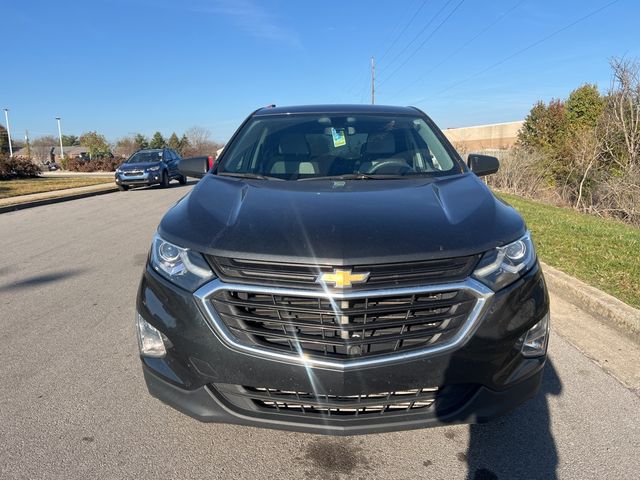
[[136, 105, 550, 435], [115, 148, 186, 190]]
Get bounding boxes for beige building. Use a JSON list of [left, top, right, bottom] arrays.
[[443, 120, 524, 151]]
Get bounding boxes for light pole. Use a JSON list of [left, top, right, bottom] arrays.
[[55, 117, 64, 159], [3, 108, 13, 157]]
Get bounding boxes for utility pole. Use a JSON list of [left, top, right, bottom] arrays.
[[55, 117, 64, 159], [370, 56, 375, 105], [3, 108, 13, 157], [25, 130, 31, 158]]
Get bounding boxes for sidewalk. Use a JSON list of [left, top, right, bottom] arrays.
[[0, 182, 118, 213]]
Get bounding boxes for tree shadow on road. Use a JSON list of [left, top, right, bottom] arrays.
[[464, 360, 562, 480]]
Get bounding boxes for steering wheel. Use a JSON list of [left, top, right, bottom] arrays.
[[365, 159, 413, 175]]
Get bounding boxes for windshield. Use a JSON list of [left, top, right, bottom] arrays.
[[127, 151, 163, 163], [216, 114, 461, 180]]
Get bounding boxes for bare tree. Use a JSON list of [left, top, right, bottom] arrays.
[[113, 136, 138, 158], [569, 129, 601, 210], [31, 135, 57, 161], [602, 58, 640, 169], [182, 126, 222, 157], [486, 149, 553, 202]]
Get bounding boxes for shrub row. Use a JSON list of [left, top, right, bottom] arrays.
[[65, 157, 122, 172], [0, 155, 41, 180]]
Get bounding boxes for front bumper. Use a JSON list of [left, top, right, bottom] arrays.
[[137, 263, 549, 435], [143, 359, 543, 435], [115, 171, 161, 186]]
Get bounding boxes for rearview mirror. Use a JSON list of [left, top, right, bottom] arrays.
[[178, 157, 209, 178], [467, 154, 499, 177]]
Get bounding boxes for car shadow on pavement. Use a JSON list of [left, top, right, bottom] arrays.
[[0, 268, 87, 293], [127, 180, 198, 192], [463, 360, 562, 480]]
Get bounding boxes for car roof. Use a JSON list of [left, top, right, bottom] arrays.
[[253, 104, 421, 117]]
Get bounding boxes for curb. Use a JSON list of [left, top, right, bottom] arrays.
[[541, 261, 640, 341], [0, 185, 119, 214]]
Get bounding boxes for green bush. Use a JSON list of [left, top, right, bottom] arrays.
[[0, 155, 41, 180]]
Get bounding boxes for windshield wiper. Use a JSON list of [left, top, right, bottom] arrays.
[[216, 172, 284, 181], [298, 173, 405, 181]]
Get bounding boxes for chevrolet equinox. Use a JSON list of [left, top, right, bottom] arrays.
[[136, 104, 550, 435]]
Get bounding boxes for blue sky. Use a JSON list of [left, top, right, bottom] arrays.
[[2, 0, 636, 142]]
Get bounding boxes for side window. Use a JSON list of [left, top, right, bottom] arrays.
[[172, 149, 180, 160], [224, 121, 265, 172]]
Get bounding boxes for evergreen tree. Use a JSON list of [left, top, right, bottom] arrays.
[[179, 134, 190, 154], [61, 134, 80, 146], [0, 125, 8, 154], [167, 132, 181, 150], [149, 131, 165, 149], [565, 84, 604, 131], [133, 134, 148, 150]]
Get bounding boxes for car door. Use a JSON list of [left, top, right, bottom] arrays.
[[164, 149, 177, 177], [170, 150, 181, 177]]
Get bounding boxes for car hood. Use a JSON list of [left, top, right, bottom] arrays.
[[158, 173, 526, 265], [120, 162, 161, 170]]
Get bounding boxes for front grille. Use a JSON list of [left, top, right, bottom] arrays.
[[124, 170, 144, 176], [245, 386, 437, 416], [207, 255, 479, 289], [209, 288, 477, 359]]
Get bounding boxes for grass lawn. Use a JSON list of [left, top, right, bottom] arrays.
[[0, 176, 113, 199], [498, 192, 640, 309]]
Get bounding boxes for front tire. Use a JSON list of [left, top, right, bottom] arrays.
[[178, 175, 187, 185], [118, 185, 129, 191], [160, 171, 169, 188]]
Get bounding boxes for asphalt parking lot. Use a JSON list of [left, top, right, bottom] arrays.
[[1, 183, 638, 480]]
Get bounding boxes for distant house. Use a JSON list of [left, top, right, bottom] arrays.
[[13, 145, 90, 162]]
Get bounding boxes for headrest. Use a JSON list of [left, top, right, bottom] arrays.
[[365, 132, 395, 155], [279, 134, 309, 155]]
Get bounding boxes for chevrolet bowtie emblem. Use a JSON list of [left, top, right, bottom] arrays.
[[316, 269, 370, 288]]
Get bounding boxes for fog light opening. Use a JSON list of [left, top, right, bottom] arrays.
[[136, 313, 167, 358], [520, 313, 550, 358]]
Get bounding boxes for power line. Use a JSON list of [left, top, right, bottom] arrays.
[[378, 0, 456, 77], [388, 0, 526, 100], [414, 0, 621, 103], [378, 0, 466, 87], [345, 0, 424, 96], [378, 0, 430, 64]]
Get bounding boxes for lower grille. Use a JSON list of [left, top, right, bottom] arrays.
[[124, 170, 144, 176], [212, 383, 479, 420], [247, 386, 437, 416], [209, 287, 477, 359]]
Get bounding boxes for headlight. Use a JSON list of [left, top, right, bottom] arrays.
[[472, 232, 536, 291], [150, 233, 214, 291], [147, 165, 161, 172]]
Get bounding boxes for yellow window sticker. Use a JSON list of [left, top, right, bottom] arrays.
[[331, 128, 346, 147]]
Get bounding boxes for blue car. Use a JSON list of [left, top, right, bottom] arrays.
[[115, 148, 186, 191]]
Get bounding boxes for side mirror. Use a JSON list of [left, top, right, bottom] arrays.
[[178, 157, 209, 178], [467, 154, 499, 177]]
